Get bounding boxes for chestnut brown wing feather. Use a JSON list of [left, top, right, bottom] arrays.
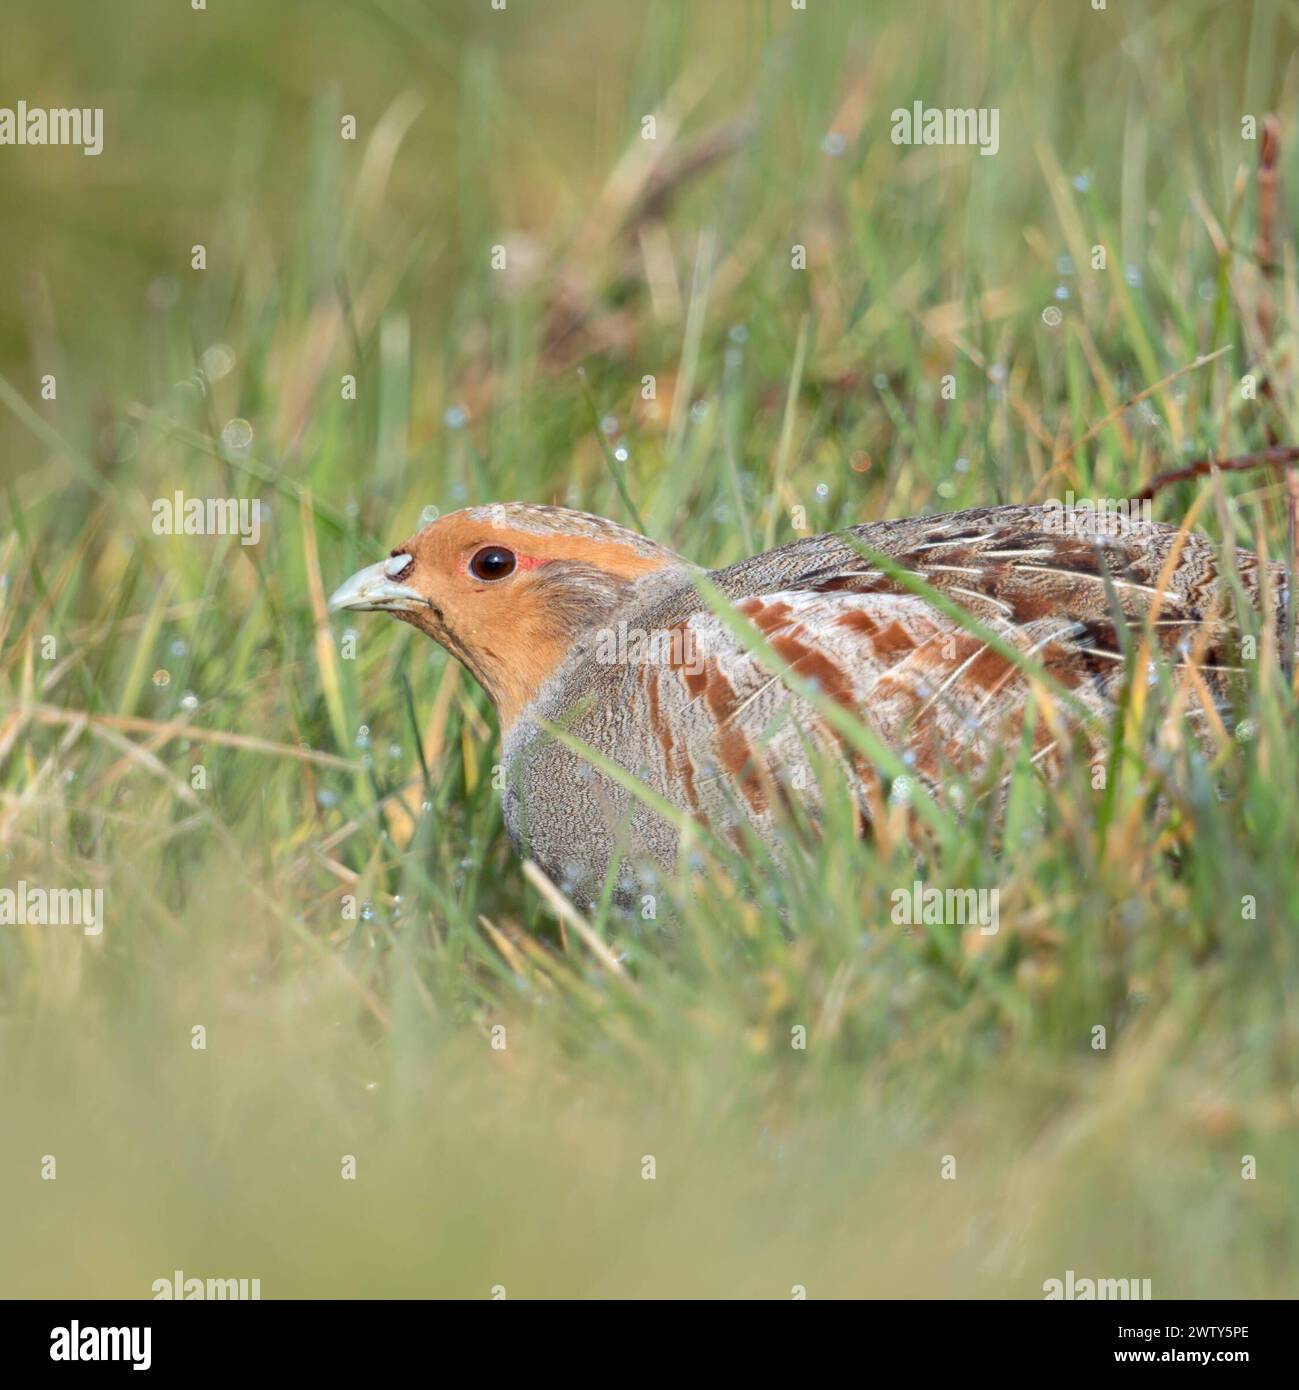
[[620, 507, 1284, 822]]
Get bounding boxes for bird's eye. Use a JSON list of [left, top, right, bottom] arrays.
[[468, 546, 517, 582]]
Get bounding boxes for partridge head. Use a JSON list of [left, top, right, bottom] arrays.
[[328, 504, 691, 730], [332, 502, 1286, 908]]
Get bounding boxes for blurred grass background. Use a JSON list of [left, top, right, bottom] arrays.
[[1, 0, 1298, 1297]]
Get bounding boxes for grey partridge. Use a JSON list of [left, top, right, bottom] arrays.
[[329, 502, 1285, 908]]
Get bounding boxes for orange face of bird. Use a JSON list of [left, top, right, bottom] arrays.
[[328, 504, 682, 728]]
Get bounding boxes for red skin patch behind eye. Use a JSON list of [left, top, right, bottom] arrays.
[[455, 549, 547, 578]]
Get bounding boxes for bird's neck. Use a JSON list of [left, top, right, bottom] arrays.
[[490, 561, 695, 731]]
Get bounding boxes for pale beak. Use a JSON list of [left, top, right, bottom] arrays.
[[328, 560, 429, 614]]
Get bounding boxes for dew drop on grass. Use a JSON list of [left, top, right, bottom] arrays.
[[613, 445, 629, 462], [419, 505, 440, 526], [317, 789, 338, 809], [821, 131, 847, 156], [1041, 305, 1063, 327], [152, 669, 170, 688], [201, 344, 236, 380], [169, 638, 188, 657], [220, 418, 253, 455], [443, 405, 468, 430], [180, 692, 198, 712], [355, 725, 371, 749]]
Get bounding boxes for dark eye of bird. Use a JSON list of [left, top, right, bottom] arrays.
[[469, 546, 517, 581]]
